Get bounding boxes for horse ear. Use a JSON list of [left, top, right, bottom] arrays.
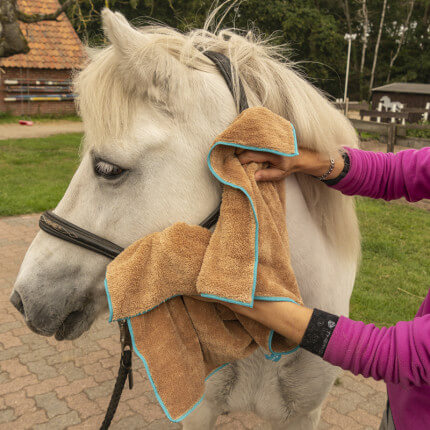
[[101, 8, 144, 55]]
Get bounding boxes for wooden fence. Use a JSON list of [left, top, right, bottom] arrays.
[[350, 119, 430, 152]]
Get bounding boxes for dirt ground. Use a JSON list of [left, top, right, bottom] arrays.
[[0, 121, 83, 140]]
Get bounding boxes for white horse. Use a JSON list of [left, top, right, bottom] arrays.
[[11, 9, 360, 429]]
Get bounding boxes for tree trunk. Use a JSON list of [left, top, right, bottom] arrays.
[[386, 0, 415, 83], [0, 0, 75, 58], [0, 0, 28, 57], [343, 0, 352, 34], [369, 0, 388, 97], [359, 0, 368, 75], [359, 0, 369, 99]]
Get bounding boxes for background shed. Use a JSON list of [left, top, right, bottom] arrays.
[[371, 83, 430, 122], [0, 0, 86, 117]]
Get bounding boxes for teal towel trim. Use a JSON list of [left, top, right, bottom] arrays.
[[256, 297, 300, 361], [104, 124, 299, 319], [202, 129, 298, 307], [104, 278, 114, 323], [105, 122, 301, 420], [127, 318, 230, 423]]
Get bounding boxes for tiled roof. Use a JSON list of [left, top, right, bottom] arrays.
[[0, 0, 86, 70]]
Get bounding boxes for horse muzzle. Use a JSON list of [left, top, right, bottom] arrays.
[[10, 287, 96, 340]]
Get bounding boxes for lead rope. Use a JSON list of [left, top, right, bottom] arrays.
[[100, 321, 133, 430]]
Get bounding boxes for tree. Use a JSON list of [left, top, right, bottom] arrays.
[[369, 0, 388, 95], [0, 0, 76, 57], [386, 0, 415, 82]]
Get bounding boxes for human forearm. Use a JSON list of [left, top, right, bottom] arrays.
[[330, 147, 430, 201], [324, 313, 430, 387], [228, 300, 313, 344], [232, 298, 430, 387], [291, 149, 345, 180]]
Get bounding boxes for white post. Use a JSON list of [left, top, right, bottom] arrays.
[[391, 105, 396, 123], [343, 33, 357, 117], [424, 102, 430, 122], [377, 102, 382, 123]]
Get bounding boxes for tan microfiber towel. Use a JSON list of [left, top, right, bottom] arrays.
[[105, 107, 303, 422]]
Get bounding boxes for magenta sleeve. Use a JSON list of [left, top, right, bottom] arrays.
[[331, 147, 430, 202], [323, 314, 430, 387]]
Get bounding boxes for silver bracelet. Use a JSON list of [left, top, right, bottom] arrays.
[[316, 158, 335, 181]]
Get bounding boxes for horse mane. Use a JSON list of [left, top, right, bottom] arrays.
[[74, 10, 361, 263]]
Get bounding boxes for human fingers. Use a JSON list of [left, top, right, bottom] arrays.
[[237, 150, 280, 166], [254, 168, 287, 182]]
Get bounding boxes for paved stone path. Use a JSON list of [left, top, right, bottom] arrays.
[[0, 214, 386, 429], [0, 121, 83, 140]]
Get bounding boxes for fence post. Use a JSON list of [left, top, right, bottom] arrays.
[[387, 124, 396, 153]]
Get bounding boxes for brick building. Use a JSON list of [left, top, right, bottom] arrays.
[[0, 0, 86, 116]]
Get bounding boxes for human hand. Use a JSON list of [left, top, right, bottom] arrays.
[[237, 148, 344, 182]]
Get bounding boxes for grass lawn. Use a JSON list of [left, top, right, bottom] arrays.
[[0, 133, 428, 326], [0, 133, 81, 216], [0, 113, 81, 124], [351, 198, 429, 327]]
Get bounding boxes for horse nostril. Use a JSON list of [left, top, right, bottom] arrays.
[[10, 290, 25, 316]]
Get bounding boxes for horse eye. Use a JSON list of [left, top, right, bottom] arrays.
[[93, 159, 126, 180]]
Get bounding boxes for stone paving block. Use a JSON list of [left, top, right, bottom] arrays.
[[317, 419, 331, 430], [93, 369, 116, 383], [321, 406, 362, 430], [55, 376, 98, 399], [217, 419, 247, 430], [67, 413, 105, 429], [26, 375, 68, 397], [74, 349, 110, 366], [56, 360, 86, 382], [19, 333, 51, 350], [0, 357, 29, 378], [110, 414, 149, 429], [0, 321, 22, 334], [0, 409, 15, 424], [358, 392, 387, 416], [27, 359, 59, 381], [142, 419, 182, 430], [84, 379, 114, 400], [0, 409, 47, 430], [0, 332, 22, 349], [327, 391, 366, 415], [139, 401, 167, 422], [340, 374, 377, 398], [65, 392, 102, 419], [0, 344, 30, 361], [35, 392, 70, 418], [348, 408, 383, 428], [4, 389, 37, 417], [20, 346, 58, 364], [0, 374, 38, 396], [46, 348, 85, 365], [33, 411, 80, 430], [127, 394, 150, 413]]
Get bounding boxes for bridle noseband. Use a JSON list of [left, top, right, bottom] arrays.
[[38, 51, 249, 430]]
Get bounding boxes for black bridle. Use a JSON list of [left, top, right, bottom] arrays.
[[38, 51, 248, 429]]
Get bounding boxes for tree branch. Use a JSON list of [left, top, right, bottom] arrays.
[[17, 0, 75, 23]]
